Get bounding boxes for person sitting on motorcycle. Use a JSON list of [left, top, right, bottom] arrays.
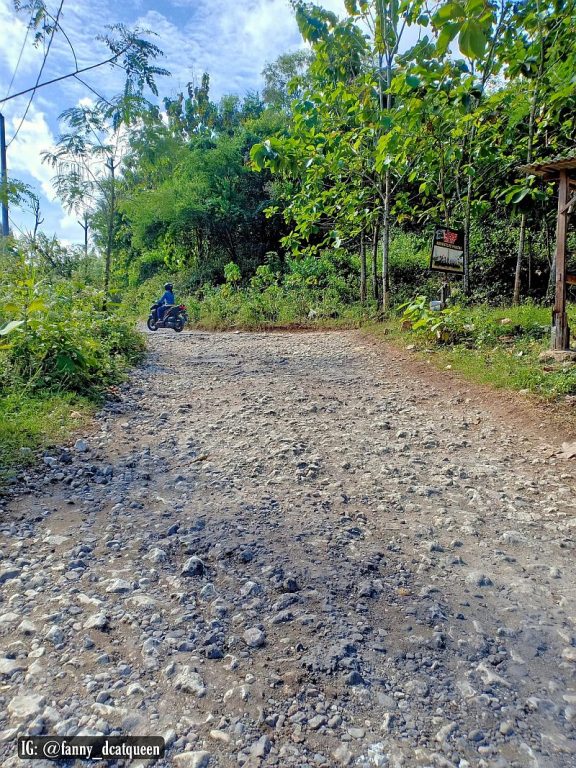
[[156, 283, 175, 319]]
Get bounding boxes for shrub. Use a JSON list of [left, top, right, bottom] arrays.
[[0, 260, 145, 396]]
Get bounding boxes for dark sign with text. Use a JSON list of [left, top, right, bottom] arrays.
[[430, 226, 464, 274]]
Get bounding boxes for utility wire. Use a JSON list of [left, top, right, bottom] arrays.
[[7, 0, 66, 148], [0, 48, 130, 105], [8, 213, 27, 237], [73, 75, 113, 106], [4, 19, 32, 100]]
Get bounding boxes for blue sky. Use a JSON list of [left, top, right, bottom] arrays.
[[1, 0, 346, 243]]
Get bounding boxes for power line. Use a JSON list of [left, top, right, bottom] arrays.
[[0, 49, 130, 105], [73, 75, 113, 106], [4, 18, 31, 100], [8, 213, 27, 238], [7, 0, 66, 148]]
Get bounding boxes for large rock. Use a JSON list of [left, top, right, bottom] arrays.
[[173, 666, 206, 697], [8, 694, 46, 721]]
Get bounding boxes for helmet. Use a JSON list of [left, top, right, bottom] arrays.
[[164, 283, 173, 291]]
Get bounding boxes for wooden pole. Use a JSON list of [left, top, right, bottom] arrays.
[[552, 170, 570, 349]]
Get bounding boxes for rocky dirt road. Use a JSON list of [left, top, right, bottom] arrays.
[[1, 330, 575, 768]]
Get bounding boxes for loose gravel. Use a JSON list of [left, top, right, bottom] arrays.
[[0, 329, 575, 768]]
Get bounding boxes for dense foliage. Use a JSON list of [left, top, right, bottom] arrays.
[[2, 0, 576, 475]]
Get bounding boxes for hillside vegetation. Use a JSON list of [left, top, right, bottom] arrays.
[[2, 0, 576, 476]]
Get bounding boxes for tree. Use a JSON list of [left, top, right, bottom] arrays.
[[41, 25, 168, 303]]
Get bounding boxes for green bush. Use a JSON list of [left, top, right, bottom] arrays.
[[0, 260, 145, 396]]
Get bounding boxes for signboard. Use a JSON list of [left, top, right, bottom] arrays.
[[430, 226, 464, 274]]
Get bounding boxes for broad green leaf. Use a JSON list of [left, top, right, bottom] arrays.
[[436, 22, 459, 56], [511, 188, 531, 204], [458, 20, 486, 60], [435, 3, 465, 22], [27, 299, 48, 313]]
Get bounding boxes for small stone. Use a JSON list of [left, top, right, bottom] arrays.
[[500, 721, 514, 736], [209, 729, 231, 744], [333, 745, 353, 766], [18, 620, 37, 635], [344, 671, 364, 686], [84, 613, 109, 631], [309, 715, 327, 730], [0, 658, 26, 678], [436, 722, 457, 742], [74, 438, 89, 453], [181, 557, 205, 577], [45, 625, 64, 645], [147, 548, 167, 563], [106, 578, 132, 593], [174, 666, 206, 697], [173, 751, 211, 768], [243, 628, 266, 648], [0, 567, 20, 585], [562, 647, 576, 662], [466, 571, 493, 587], [250, 735, 272, 758]]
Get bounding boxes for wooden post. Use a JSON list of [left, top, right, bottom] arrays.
[[552, 170, 570, 349]]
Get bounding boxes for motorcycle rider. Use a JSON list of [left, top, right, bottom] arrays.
[[156, 283, 175, 320]]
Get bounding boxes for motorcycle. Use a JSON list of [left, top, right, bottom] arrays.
[[147, 303, 188, 333]]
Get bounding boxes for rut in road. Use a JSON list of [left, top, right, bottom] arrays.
[[1, 330, 575, 768]]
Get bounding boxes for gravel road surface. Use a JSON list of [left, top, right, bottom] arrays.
[[1, 330, 575, 768]]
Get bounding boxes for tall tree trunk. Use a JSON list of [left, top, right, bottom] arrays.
[[104, 159, 115, 309], [463, 174, 472, 295], [79, 212, 89, 258], [513, 215, 527, 305], [360, 230, 367, 304], [371, 222, 380, 305], [381, 55, 393, 312], [382, 168, 391, 312], [512, 0, 544, 306]]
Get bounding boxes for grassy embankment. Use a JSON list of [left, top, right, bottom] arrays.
[[369, 302, 576, 403], [0, 265, 146, 484]]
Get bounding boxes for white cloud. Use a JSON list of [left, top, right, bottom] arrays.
[[1, 0, 352, 241], [5, 104, 56, 198]]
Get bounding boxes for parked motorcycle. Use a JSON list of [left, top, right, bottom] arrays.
[[147, 303, 188, 332]]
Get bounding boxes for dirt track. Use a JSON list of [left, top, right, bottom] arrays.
[[1, 329, 575, 768]]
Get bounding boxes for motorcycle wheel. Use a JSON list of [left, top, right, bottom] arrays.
[[147, 316, 158, 331], [174, 318, 185, 333]]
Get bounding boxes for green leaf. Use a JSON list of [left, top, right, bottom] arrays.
[[435, 3, 465, 22], [436, 23, 459, 56], [27, 299, 48, 313], [406, 74, 421, 89], [511, 188, 531, 204], [458, 20, 486, 60]]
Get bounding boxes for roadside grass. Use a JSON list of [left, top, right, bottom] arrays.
[[369, 302, 576, 402], [0, 391, 95, 484]]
